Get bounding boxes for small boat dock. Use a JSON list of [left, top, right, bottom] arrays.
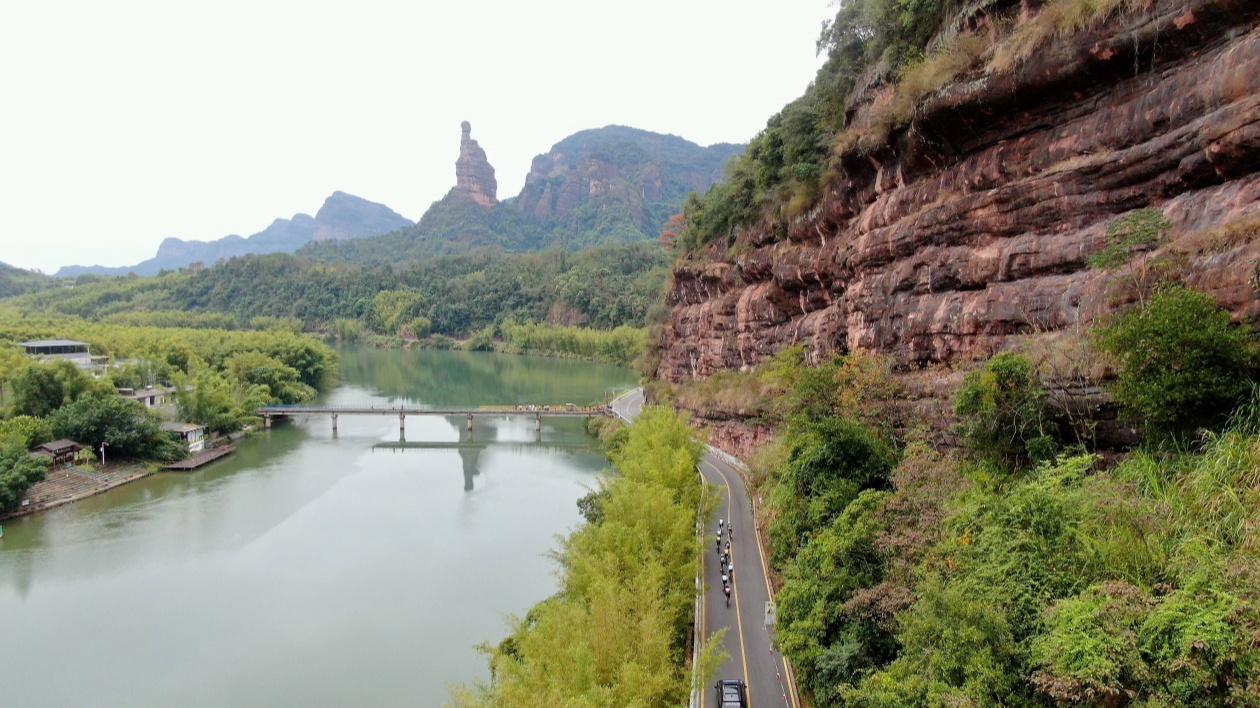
[[163, 444, 236, 471]]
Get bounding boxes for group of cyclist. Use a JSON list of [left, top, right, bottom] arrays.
[[717, 518, 734, 607]]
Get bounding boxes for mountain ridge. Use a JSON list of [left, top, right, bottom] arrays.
[[298, 124, 743, 266], [55, 191, 412, 278]]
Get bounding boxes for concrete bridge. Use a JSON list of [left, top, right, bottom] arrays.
[[256, 404, 611, 434]]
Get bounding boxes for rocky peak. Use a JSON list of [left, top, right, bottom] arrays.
[[453, 121, 497, 207], [310, 191, 413, 242]]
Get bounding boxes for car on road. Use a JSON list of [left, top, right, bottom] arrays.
[[714, 679, 748, 707]]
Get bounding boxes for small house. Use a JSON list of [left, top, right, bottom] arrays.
[[161, 422, 206, 453], [118, 386, 170, 408], [31, 439, 86, 468]]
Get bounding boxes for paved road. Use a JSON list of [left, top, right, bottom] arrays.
[[611, 389, 799, 708]]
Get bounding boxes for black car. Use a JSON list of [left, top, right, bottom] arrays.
[[714, 679, 748, 707]]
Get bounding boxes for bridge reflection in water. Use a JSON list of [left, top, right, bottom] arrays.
[[371, 416, 600, 491]]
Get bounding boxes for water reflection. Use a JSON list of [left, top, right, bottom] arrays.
[[0, 347, 635, 708], [372, 415, 601, 491]]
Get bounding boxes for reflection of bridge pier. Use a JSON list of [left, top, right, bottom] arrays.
[[371, 414, 596, 492], [457, 421, 479, 491]]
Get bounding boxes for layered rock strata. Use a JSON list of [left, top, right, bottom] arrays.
[[657, 0, 1260, 388], [453, 121, 498, 207]]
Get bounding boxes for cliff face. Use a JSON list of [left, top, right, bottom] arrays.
[[452, 121, 498, 207], [657, 0, 1260, 386]]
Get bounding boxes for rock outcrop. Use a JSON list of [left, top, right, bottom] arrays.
[[656, 0, 1260, 388], [309, 191, 414, 242], [452, 121, 498, 207], [343, 125, 745, 261], [516, 126, 741, 234]]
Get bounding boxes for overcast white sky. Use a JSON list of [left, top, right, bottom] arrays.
[[1, 0, 833, 274]]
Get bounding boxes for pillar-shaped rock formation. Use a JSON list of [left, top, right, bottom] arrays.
[[454, 121, 497, 207]]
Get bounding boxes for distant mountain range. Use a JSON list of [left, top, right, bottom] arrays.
[[298, 125, 744, 267], [55, 192, 413, 277], [51, 125, 743, 276]]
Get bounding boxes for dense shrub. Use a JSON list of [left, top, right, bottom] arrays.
[[0, 441, 49, 508], [954, 352, 1058, 471], [1095, 286, 1256, 441]]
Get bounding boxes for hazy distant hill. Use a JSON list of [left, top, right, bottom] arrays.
[[56, 192, 412, 277], [0, 261, 59, 298], [299, 125, 743, 267]]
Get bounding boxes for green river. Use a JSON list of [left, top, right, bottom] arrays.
[[0, 347, 637, 707]]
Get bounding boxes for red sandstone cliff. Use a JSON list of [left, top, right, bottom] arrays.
[[657, 0, 1260, 390], [453, 121, 498, 208]]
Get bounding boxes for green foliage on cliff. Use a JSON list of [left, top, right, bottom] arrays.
[[672, 0, 959, 254], [1095, 286, 1257, 441], [450, 406, 718, 707], [735, 309, 1260, 705], [1087, 208, 1173, 270], [953, 352, 1058, 471]]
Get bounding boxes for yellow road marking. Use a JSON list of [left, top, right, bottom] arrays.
[[702, 460, 751, 704], [705, 457, 800, 708]]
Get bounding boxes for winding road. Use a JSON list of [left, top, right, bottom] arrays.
[[611, 389, 800, 708]]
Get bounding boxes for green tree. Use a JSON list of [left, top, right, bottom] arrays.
[[768, 416, 896, 566], [1095, 286, 1256, 441], [174, 367, 269, 434], [224, 351, 313, 404], [0, 415, 54, 449], [10, 359, 96, 418], [953, 352, 1057, 471], [0, 441, 50, 508], [49, 392, 183, 462]]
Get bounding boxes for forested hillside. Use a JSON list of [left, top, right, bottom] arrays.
[[10, 244, 667, 341], [0, 262, 57, 299]]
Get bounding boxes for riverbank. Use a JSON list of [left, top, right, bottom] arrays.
[[329, 322, 646, 368], [1, 461, 153, 521]]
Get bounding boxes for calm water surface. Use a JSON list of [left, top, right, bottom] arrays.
[[0, 348, 637, 707]]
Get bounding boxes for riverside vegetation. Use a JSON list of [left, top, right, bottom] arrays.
[[450, 406, 724, 706], [9, 244, 663, 366], [0, 310, 337, 506]]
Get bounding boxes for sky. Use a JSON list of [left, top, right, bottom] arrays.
[[1, 0, 834, 274]]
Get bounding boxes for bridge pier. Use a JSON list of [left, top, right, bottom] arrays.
[[331, 413, 338, 434], [263, 415, 271, 429], [467, 413, 474, 431], [399, 413, 405, 435], [535, 413, 541, 432]]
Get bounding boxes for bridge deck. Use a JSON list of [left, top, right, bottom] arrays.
[[257, 405, 607, 417]]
